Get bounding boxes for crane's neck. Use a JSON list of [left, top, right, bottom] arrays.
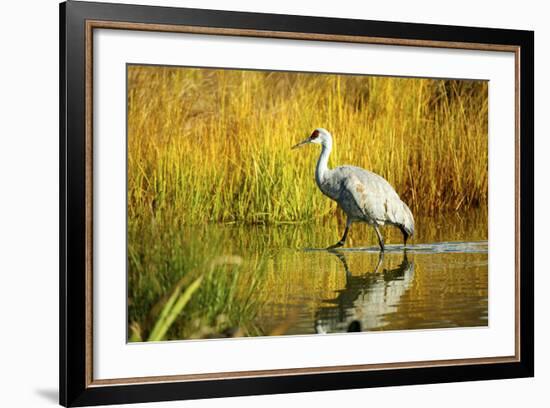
[[315, 140, 332, 186]]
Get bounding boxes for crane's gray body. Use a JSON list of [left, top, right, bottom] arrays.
[[317, 165, 414, 236], [293, 128, 414, 249]]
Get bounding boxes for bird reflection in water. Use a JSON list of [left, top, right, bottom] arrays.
[[315, 251, 414, 334]]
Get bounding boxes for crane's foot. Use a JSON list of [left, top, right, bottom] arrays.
[[326, 240, 345, 250]]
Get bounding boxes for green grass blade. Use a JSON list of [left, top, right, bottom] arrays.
[[148, 276, 203, 342]]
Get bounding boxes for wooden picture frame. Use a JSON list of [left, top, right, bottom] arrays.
[[60, 1, 534, 406]]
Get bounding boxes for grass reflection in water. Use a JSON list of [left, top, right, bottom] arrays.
[[128, 210, 487, 341]]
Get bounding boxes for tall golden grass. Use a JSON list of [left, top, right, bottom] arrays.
[[128, 65, 488, 225]]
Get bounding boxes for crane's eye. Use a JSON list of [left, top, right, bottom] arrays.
[[310, 130, 319, 139]]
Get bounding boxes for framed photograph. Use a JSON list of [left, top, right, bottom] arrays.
[[60, 1, 534, 406]]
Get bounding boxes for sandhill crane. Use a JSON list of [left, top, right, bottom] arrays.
[[292, 128, 414, 251]]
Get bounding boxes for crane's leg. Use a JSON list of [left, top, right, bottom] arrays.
[[373, 225, 385, 252], [327, 217, 352, 249], [399, 225, 409, 248]]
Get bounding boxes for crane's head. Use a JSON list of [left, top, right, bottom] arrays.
[[291, 128, 332, 150]]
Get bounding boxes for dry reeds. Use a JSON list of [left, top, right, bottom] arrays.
[[128, 65, 488, 226]]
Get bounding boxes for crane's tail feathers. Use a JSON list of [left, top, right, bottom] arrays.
[[399, 201, 415, 238]]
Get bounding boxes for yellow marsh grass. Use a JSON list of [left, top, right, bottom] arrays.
[[128, 66, 488, 225]]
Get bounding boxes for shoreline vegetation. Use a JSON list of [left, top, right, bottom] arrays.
[[128, 66, 488, 227], [127, 66, 489, 341]]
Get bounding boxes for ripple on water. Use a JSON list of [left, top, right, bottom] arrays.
[[304, 240, 488, 254]]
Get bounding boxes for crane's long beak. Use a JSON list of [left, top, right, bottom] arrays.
[[291, 138, 311, 150]]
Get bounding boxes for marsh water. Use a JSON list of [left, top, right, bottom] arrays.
[[261, 241, 487, 335], [128, 209, 488, 340]]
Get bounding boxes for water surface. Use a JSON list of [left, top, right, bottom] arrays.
[[128, 209, 488, 340]]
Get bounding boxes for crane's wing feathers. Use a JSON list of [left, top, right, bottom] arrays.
[[331, 166, 414, 236]]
